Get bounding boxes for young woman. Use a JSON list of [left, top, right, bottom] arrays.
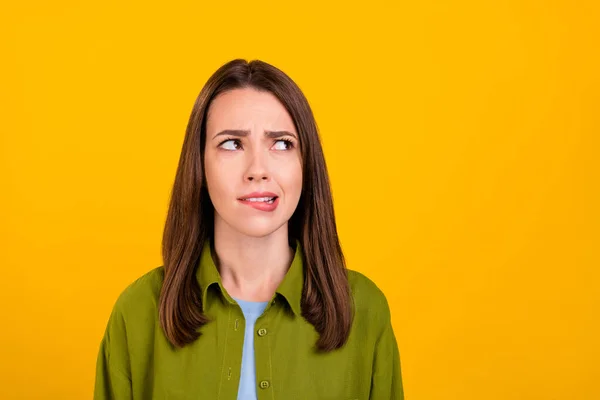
[[94, 59, 404, 400]]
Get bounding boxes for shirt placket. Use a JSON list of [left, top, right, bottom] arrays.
[[254, 298, 277, 400]]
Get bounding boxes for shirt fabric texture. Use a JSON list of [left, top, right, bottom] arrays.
[[94, 238, 404, 399]]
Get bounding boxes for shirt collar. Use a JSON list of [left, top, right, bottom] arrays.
[[197, 237, 304, 317]]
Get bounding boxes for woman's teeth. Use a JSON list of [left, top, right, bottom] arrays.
[[242, 197, 276, 203]]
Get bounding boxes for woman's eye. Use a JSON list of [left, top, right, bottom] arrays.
[[273, 139, 293, 151], [219, 138, 293, 151], [220, 139, 240, 150]]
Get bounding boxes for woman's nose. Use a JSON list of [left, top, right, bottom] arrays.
[[244, 149, 270, 181]]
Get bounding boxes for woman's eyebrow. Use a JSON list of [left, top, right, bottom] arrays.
[[212, 129, 298, 140]]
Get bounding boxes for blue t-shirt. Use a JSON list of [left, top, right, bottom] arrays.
[[232, 296, 269, 400]]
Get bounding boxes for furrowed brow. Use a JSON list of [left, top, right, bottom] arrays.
[[212, 129, 250, 139], [212, 130, 298, 140], [265, 130, 298, 140]]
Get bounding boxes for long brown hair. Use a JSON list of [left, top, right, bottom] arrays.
[[159, 59, 353, 352]]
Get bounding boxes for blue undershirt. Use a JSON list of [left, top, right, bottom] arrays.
[[232, 296, 269, 400]]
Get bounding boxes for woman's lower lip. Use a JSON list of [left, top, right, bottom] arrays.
[[238, 197, 279, 212]]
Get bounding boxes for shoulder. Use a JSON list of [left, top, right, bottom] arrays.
[[110, 266, 164, 323], [347, 268, 392, 324], [347, 269, 389, 308], [99, 267, 165, 371]]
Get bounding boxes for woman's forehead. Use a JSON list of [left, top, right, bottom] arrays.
[[206, 88, 296, 133]]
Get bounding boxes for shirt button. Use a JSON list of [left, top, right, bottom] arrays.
[[259, 380, 270, 389], [257, 328, 267, 337]]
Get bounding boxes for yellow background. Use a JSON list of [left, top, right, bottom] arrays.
[[1, 1, 598, 399]]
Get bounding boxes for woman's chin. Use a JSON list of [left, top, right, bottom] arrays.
[[230, 220, 287, 239]]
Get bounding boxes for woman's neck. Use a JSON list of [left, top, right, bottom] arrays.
[[211, 227, 294, 302]]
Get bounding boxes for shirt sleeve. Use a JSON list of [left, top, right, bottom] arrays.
[[94, 299, 133, 400], [369, 296, 404, 400]]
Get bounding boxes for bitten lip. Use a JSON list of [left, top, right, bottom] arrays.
[[238, 191, 278, 200]]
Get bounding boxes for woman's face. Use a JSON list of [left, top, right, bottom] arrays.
[[204, 87, 303, 239]]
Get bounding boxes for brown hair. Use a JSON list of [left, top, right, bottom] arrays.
[[159, 59, 353, 352]]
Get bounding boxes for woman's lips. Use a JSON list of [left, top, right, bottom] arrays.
[[237, 197, 279, 212]]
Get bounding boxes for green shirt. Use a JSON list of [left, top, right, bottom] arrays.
[[94, 239, 404, 399]]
